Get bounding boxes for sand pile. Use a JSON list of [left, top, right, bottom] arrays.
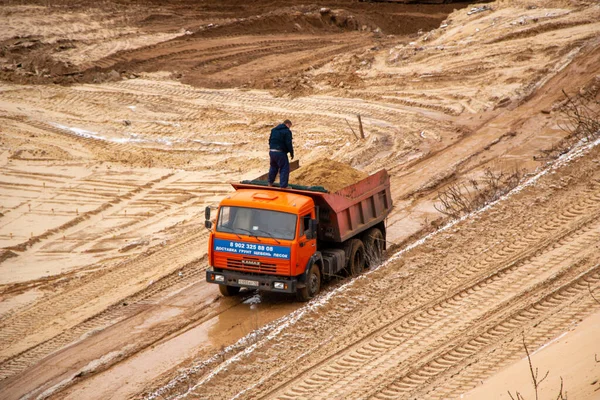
[[290, 159, 367, 193]]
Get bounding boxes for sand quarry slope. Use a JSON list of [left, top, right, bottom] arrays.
[[0, 0, 600, 399]]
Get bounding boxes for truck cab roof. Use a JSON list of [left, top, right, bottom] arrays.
[[220, 189, 313, 214]]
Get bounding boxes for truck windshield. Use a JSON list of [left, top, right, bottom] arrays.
[[216, 206, 297, 240]]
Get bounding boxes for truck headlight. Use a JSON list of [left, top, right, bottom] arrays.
[[214, 274, 225, 282], [274, 282, 284, 289]]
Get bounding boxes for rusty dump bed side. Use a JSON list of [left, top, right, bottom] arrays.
[[232, 169, 392, 243]]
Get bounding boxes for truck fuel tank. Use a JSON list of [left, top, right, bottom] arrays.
[[321, 248, 346, 277]]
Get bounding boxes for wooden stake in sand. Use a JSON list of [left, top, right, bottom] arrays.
[[357, 114, 365, 139]]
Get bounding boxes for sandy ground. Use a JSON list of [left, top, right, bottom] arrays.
[[464, 311, 600, 399], [1, 0, 600, 399]]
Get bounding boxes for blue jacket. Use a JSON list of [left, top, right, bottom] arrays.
[[269, 124, 294, 158]]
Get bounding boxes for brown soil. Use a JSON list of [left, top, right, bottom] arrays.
[[1, 1, 600, 400], [0, 0, 461, 90], [290, 158, 368, 192]]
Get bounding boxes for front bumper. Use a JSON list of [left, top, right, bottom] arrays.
[[206, 267, 298, 293]]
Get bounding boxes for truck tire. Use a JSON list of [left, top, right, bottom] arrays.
[[219, 284, 241, 297], [364, 228, 384, 267], [297, 264, 321, 302], [346, 239, 366, 276]]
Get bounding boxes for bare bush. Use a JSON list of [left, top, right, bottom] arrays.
[[539, 86, 600, 160], [558, 89, 600, 142], [434, 167, 524, 219], [508, 335, 567, 400]]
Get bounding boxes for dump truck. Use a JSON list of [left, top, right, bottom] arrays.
[[205, 166, 392, 301]]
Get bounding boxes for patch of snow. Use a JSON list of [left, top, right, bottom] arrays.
[[52, 123, 187, 147], [52, 123, 107, 141]]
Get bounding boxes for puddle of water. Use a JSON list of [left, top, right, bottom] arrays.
[[207, 291, 299, 348], [62, 288, 300, 400]]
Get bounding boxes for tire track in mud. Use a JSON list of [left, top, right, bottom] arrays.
[[181, 150, 600, 400], [377, 269, 600, 400], [9, 90, 251, 164], [0, 171, 213, 362], [256, 41, 370, 81], [188, 42, 330, 73], [124, 39, 314, 71], [0, 232, 209, 382], [18, 117, 190, 168], [294, 240, 600, 399], [104, 79, 442, 132], [88, 33, 369, 80], [91, 37, 308, 70], [1, 171, 174, 254], [0, 166, 232, 381], [35, 173, 209, 256], [263, 206, 600, 400]]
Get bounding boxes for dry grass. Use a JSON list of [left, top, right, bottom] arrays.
[[558, 88, 600, 142], [434, 167, 524, 219], [539, 84, 600, 160]]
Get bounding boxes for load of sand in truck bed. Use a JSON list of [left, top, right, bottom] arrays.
[[289, 159, 367, 193]]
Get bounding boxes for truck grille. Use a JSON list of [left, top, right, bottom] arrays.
[[227, 258, 278, 273], [214, 253, 290, 275]]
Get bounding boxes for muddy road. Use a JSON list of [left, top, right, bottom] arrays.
[[1, 0, 600, 399], [155, 136, 600, 400]]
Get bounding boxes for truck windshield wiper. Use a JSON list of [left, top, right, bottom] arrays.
[[236, 228, 262, 242], [218, 226, 242, 239], [254, 229, 281, 244]]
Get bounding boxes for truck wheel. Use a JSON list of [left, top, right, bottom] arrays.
[[219, 285, 241, 296], [297, 264, 321, 302], [364, 228, 384, 267], [347, 239, 366, 276]]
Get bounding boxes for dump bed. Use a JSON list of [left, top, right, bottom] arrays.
[[232, 169, 392, 243]]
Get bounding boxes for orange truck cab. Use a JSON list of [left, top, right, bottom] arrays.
[[205, 169, 392, 301]]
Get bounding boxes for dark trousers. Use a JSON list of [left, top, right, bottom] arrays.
[[268, 151, 290, 188]]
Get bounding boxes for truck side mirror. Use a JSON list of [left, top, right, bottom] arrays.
[[205, 207, 212, 230], [306, 219, 317, 240]]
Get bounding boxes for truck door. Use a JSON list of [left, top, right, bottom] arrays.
[[296, 213, 316, 276]]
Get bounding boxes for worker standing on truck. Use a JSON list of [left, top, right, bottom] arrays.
[[268, 119, 294, 188]]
